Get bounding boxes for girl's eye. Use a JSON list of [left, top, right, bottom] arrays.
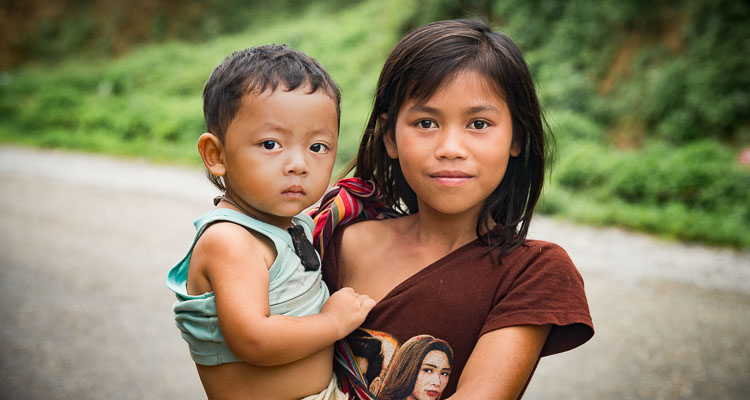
[[417, 120, 436, 129], [261, 140, 280, 150], [469, 120, 488, 130], [310, 143, 329, 153]]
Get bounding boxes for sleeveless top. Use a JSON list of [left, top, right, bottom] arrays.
[[166, 208, 329, 365]]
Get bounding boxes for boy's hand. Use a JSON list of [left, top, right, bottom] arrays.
[[320, 287, 376, 338]]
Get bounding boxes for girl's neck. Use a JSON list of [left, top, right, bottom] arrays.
[[401, 207, 481, 253]]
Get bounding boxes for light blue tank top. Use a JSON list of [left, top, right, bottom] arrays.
[[166, 208, 329, 365]]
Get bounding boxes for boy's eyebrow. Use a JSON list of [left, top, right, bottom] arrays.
[[259, 121, 289, 132], [259, 122, 336, 136]]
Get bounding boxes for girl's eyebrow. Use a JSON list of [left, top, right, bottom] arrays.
[[406, 104, 500, 114], [406, 104, 440, 114], [467, 105, 499, 113]]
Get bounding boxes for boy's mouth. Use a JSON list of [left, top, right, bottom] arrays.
[[282, 185, 306, 197]]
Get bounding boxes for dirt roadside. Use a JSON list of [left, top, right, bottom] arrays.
[[1, 145, 748, 399]]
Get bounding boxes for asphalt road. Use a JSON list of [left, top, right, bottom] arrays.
[[1, 145, 748, 400]]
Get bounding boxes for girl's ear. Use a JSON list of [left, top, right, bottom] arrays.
[[510, 139, 522, 157], [380, 113, 399, 159], [198, 133, 227, 176]]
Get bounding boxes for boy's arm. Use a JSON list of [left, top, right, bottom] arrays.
[[196, 222, 374, 367]]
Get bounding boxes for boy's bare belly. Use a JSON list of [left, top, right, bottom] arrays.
[[196, 345, 334, 400]]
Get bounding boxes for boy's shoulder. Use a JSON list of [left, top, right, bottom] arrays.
[[195, 221, 277, 269]]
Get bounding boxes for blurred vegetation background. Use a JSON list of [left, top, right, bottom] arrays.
[[1, 0, 748, 247]]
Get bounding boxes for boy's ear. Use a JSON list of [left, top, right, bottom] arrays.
[[380, 113, 399, 159], [197, 133, 226, 176]]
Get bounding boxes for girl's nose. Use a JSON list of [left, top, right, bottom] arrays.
[[434, 126, 468, 160], [284, 151, 309, 176]]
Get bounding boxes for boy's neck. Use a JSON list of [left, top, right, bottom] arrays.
[[216, 193, 294, 229]]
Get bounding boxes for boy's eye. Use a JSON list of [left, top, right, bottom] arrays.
[[310, 143, 329, 153], [261, 140, 280, 150], [469, 120, 488, 130], [417, 120, 436, 129]]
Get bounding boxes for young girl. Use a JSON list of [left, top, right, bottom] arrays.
[[312, 20, 594, 399], [166, 44, 375, 399]]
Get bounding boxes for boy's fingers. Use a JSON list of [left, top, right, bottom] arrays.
[[361, 298, 376, 309]]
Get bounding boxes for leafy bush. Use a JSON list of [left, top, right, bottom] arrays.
[[2, 0, 748, 248], [549, 139, 750, 247]]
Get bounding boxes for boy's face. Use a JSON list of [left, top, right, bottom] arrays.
[[220, 87, 338, 228]]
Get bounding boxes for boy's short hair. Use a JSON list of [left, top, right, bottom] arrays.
[[203, 43, 341, 142], [202, 44, 341, 191]]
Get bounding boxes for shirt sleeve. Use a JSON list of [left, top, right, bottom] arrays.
[[479, 242, 594, 356]]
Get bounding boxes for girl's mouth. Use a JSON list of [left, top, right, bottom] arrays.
[[425, 389, 441, 398], [429, 170, 472, 187]]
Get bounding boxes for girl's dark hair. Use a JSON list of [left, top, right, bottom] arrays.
[[202, 43, 341, 191], [345, 19, 549, 262], [377, 335, 453, 400]]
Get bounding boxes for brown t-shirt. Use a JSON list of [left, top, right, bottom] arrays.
[[322, 225, 594, 398]]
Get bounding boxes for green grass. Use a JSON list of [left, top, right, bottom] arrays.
[[2, 0, 748, 249], [0, 0, 402, 166]]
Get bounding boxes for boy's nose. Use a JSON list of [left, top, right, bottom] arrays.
[[284, 151, 309, 176]]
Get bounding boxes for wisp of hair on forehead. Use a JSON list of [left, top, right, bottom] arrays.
[[348, 19, 549, 263]]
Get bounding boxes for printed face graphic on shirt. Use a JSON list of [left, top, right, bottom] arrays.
[[348, 331, 453, 400], [409, 350, 451, 400]]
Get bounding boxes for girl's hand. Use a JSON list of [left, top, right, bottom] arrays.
[[320, 287, 376, 338]]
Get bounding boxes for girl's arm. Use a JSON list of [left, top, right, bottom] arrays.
[[448, 324, 551, 400], [195, 222, 374, 367]]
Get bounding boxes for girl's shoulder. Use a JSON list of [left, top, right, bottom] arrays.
[[498, 239, 580, 282], [507, 239, 573, 264], [519, 239, 570, 255], [338, 216, 410, 259]]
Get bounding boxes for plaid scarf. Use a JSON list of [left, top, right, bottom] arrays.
[[307, 177, 397, 400], [308, 177, 397, 260]]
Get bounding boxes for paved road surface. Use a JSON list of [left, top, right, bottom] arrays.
[[1, 146, 748, 399]]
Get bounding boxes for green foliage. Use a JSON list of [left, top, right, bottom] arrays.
[[10, 0, 370, 66], [549, 139, 750, 247], [1, 1, 400, 165], [2, 0, 748, 248]]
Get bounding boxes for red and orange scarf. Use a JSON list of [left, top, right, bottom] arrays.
[[307, 177, 397, 399]]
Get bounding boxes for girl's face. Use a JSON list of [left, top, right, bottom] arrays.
[[385, 70, 520, 221], [408, 350, 451, 400]]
